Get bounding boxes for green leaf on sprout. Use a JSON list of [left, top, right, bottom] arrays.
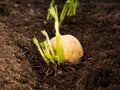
[[60, 0, 79, 25], [48, 5, 64, 64]]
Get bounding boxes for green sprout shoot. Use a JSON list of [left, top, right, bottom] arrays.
[[60, 0, 79, 25], [33, 4, 64, 65], [48, 5, 64, 64], [33, 30, 55, 65], [47, 0, 79, 25], [46, 0, 55, 20]]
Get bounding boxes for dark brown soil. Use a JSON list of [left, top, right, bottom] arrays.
[[0, 0, 120, 90]]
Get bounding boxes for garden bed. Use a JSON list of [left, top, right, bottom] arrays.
[[0, 0, 120, 90]]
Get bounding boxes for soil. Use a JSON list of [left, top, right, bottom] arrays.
[[0, 0, 120, 90]]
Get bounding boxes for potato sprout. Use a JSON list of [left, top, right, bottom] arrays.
[[33, 0, 83, 65]]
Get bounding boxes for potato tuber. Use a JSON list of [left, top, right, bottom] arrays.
[[50, 34, 83, 64]]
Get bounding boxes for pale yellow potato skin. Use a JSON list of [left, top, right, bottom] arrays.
[[50, 34, 83, 64]]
